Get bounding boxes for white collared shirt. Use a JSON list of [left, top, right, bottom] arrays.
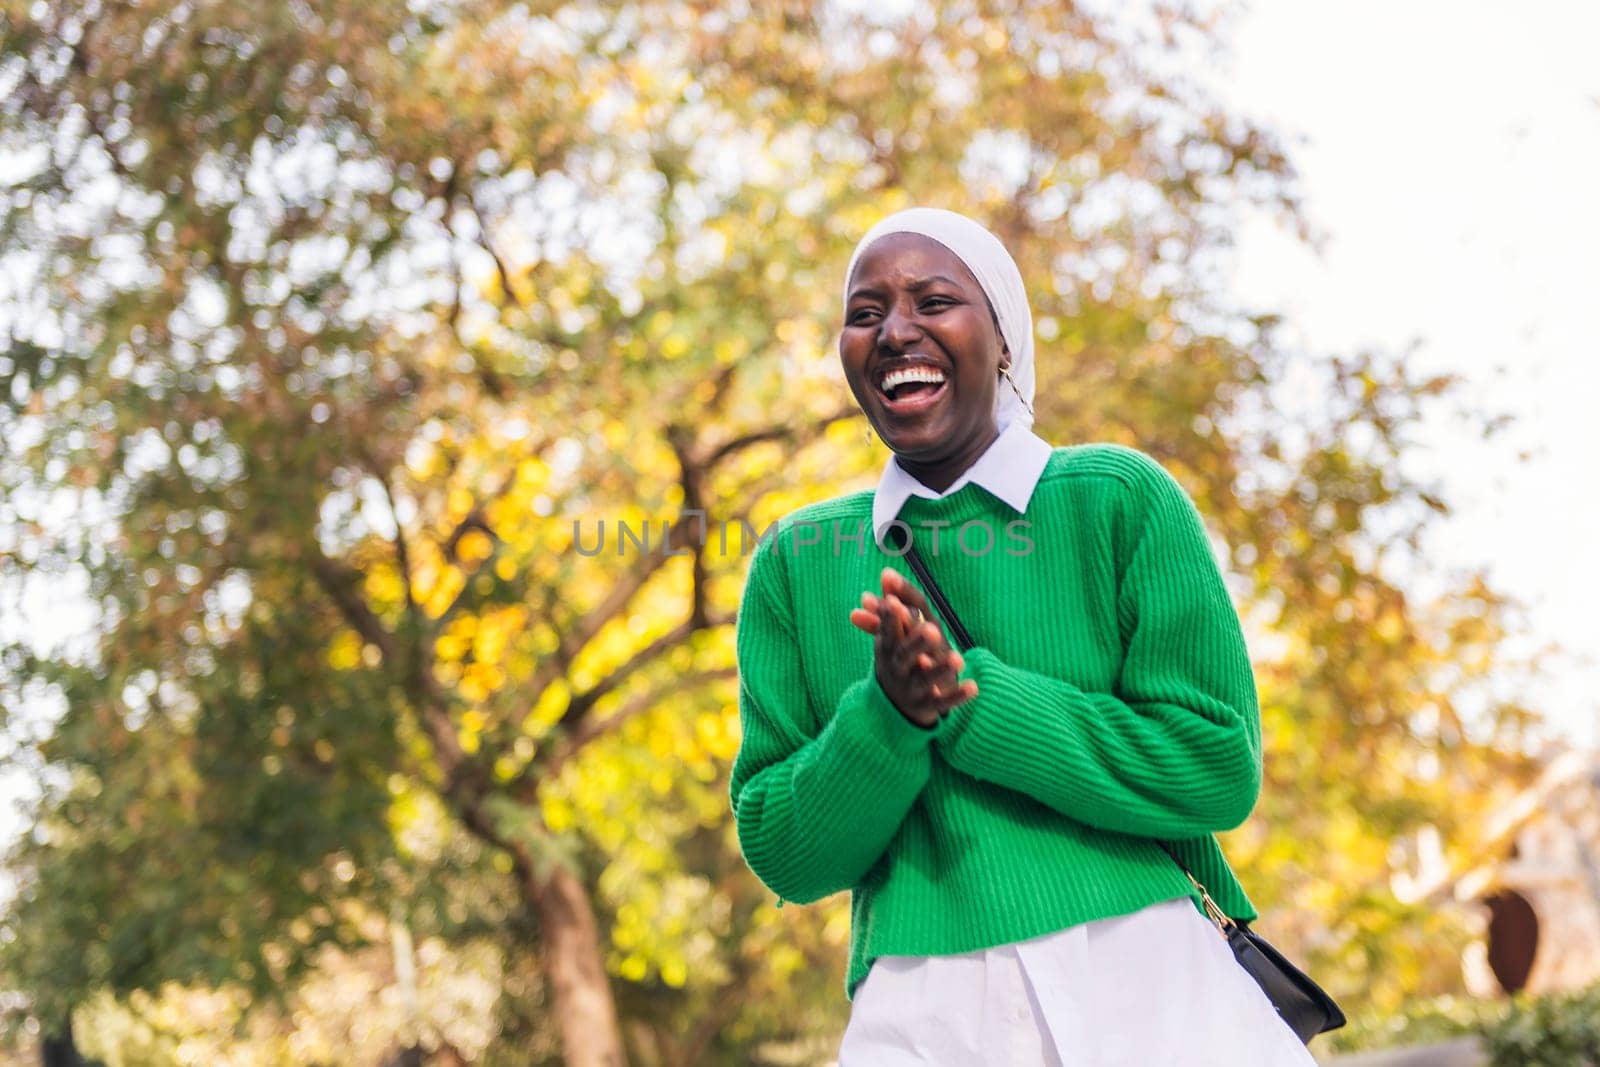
[[836, 898, 1316, 1065], [846, 427, 1315, 1065], [870, 419, 1054, 547]]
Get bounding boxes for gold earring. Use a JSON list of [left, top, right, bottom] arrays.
[[999, 363, 1034, 419]]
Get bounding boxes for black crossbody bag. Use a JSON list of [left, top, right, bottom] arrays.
[[887, 526, 1347, 1045]]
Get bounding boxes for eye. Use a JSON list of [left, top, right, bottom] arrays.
[[847, 307, 882, 326], [919, 296, 957, 312]]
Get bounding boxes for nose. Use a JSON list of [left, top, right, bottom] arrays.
[[877, 302, 922, 351]]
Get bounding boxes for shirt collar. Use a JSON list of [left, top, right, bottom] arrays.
[[871, 421, 1053, 546]]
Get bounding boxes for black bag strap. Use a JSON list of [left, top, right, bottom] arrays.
[[888, 524, 1238, 931], [884, 523, 976, 652]]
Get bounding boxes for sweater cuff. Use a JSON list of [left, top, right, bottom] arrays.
[[847, 673, 946, 757], [932, 646, 998, 749]]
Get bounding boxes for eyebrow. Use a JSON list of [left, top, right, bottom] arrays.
[[846, 274, 966, 302]]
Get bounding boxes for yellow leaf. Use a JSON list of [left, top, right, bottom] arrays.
[[525, 681, 571, 733], [543, 796, 574, 833], [456, 528, 493, 564], [326, 630, 363, 670], [660, 958, 687, 988], [459, 672, 488, 703]]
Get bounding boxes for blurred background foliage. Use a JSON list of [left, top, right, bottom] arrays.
[[0, 0, 1550, 1064]]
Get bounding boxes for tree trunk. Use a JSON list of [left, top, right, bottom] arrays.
[[526, 861, 628, 1067], [446, 759, 627, 1064], [41, 1012, 83, 1067]]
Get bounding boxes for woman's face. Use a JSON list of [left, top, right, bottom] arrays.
[[841, 233, 1008, 479]]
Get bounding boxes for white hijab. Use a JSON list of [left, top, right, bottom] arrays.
[[842, 207, 1035, 432]]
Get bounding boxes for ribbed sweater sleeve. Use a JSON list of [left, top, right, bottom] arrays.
[[934, 455, 1263, 838], [729, 533, 938, 905]]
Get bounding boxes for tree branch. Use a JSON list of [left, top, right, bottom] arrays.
[[435, 462, 526, 626], [561, 618, 698, 728], [537, 666, 737, 782], [310, 551, 469, 774], [469, 190, 526, 312], [666, 424, 710, 628], [516, 424, 713, 706], [358, 450, 417, 618], [309, 552, 397, 664], [704, 407, 858, 469]]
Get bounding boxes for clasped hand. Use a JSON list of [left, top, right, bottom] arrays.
[[849, 568, 979, 729]]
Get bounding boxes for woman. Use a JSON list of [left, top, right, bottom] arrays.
[[729, 208, 1315, 1065]]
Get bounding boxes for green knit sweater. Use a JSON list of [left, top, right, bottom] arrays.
[[729, 443, 1262, 999]]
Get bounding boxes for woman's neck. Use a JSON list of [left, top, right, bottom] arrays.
[[896, 426, 1002, 494]]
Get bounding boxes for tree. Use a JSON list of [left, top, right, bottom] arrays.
[[0, 1, 1540, 1062]]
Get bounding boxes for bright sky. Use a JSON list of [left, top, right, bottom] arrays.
[[1218, 0, 1600, 747]]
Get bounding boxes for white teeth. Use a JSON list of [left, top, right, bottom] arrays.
[[880, 366, 948, 394]]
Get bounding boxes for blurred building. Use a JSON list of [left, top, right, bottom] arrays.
[[1397, 746, 1600, 997], [1327, 750, 1600, 1066], [1461, 747, 1600, 996]]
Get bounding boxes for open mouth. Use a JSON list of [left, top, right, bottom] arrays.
[[876, 363, 949, 416]]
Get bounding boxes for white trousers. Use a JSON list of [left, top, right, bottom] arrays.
[[836, 897, 1319, 1066]]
